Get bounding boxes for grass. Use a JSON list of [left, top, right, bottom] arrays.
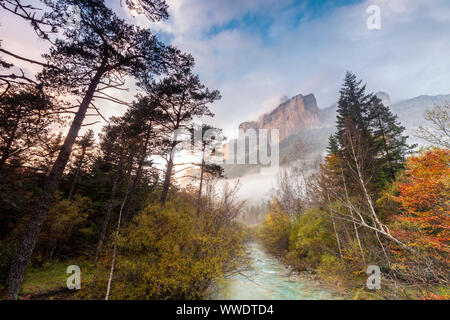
[[21, 259, 95, 297]]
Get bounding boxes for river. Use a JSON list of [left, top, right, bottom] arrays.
[[209, 242, 339, 300]]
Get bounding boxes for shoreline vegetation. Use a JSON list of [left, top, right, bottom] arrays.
[[253, 73, 449, 301], [1, 189, 250, 300]]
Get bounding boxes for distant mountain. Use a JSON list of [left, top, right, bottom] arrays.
[[318, 92, 450, 140], [224, 93, 331, 178], [318, 103, 337, 126], [223, 92, 450, 178], [319, 92, 391, 126], [391, 94, 450, 138], [238, 93, 322, 141]]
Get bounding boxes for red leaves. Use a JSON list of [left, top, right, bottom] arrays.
[[391, 148, 450, 258]]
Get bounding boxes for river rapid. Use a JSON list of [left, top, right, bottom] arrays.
[[209, 242, 339, 300]]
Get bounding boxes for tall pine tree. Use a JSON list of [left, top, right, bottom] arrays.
[[336, 72, 373, 139], [335, 72, 378, 192], [367, 96, 414, 183], [326, 134, 339, 156], [334, 71, 413, 191]]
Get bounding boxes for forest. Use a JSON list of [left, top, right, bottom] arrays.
[[0, 0, 448, 301], [0, 0, 249, 300], [258, 73, 449, 300]]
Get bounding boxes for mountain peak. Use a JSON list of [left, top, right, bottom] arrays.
[[239, 93, 321, 141]]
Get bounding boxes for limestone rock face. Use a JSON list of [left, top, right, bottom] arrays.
[[238, 93, 321, 142]]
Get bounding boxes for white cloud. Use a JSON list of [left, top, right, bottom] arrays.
[[144, 0, 450, 132]]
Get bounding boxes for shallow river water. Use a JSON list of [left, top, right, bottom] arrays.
[[209, 242, 339, 300]]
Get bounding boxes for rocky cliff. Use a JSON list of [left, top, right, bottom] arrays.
[[238, 93, 321, 142], [225, 91, 449, 178]]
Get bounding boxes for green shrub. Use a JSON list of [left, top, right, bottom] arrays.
[[36, 195, 93, 261], [286, 208, 337, 269], [318, 253, 345, 278], [258, 201, 290, 256], [87, 199, 246, 300]]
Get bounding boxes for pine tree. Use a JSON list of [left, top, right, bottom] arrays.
[[67, 129, 95, 200], [326, 135, 339, 156], [94, 114, 139, 262], [120, 96, 167, 223], [334, 72, 413, 190], [0, 86, 52, 177], [367, 96, 414, 182], [6, 0, 177, 299], [336, 72, 373, 140], [143, 68, 221, 206], [335, 72, 378, 192], [189, 124, 224, 215]]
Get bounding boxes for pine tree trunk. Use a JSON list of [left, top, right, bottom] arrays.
[[95, 172, 120, 263], [122, 126, 151, 223], [122, 160, 143, 223], [68, 147, 86, 200], [160, 159, 173, 206], [122, 167, 142, 224], [160, 143, 176, 206], [6, 67, 105, 300]]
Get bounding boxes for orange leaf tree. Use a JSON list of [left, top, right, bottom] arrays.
[[391, 148, 449, 263]]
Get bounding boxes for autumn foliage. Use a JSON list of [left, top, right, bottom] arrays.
[[391, 148, 449, 266], [258, 200, 290, 256]]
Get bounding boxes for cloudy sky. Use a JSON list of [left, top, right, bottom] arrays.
[[1, 0, 450, 132], [143, 0, 450, 130]]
